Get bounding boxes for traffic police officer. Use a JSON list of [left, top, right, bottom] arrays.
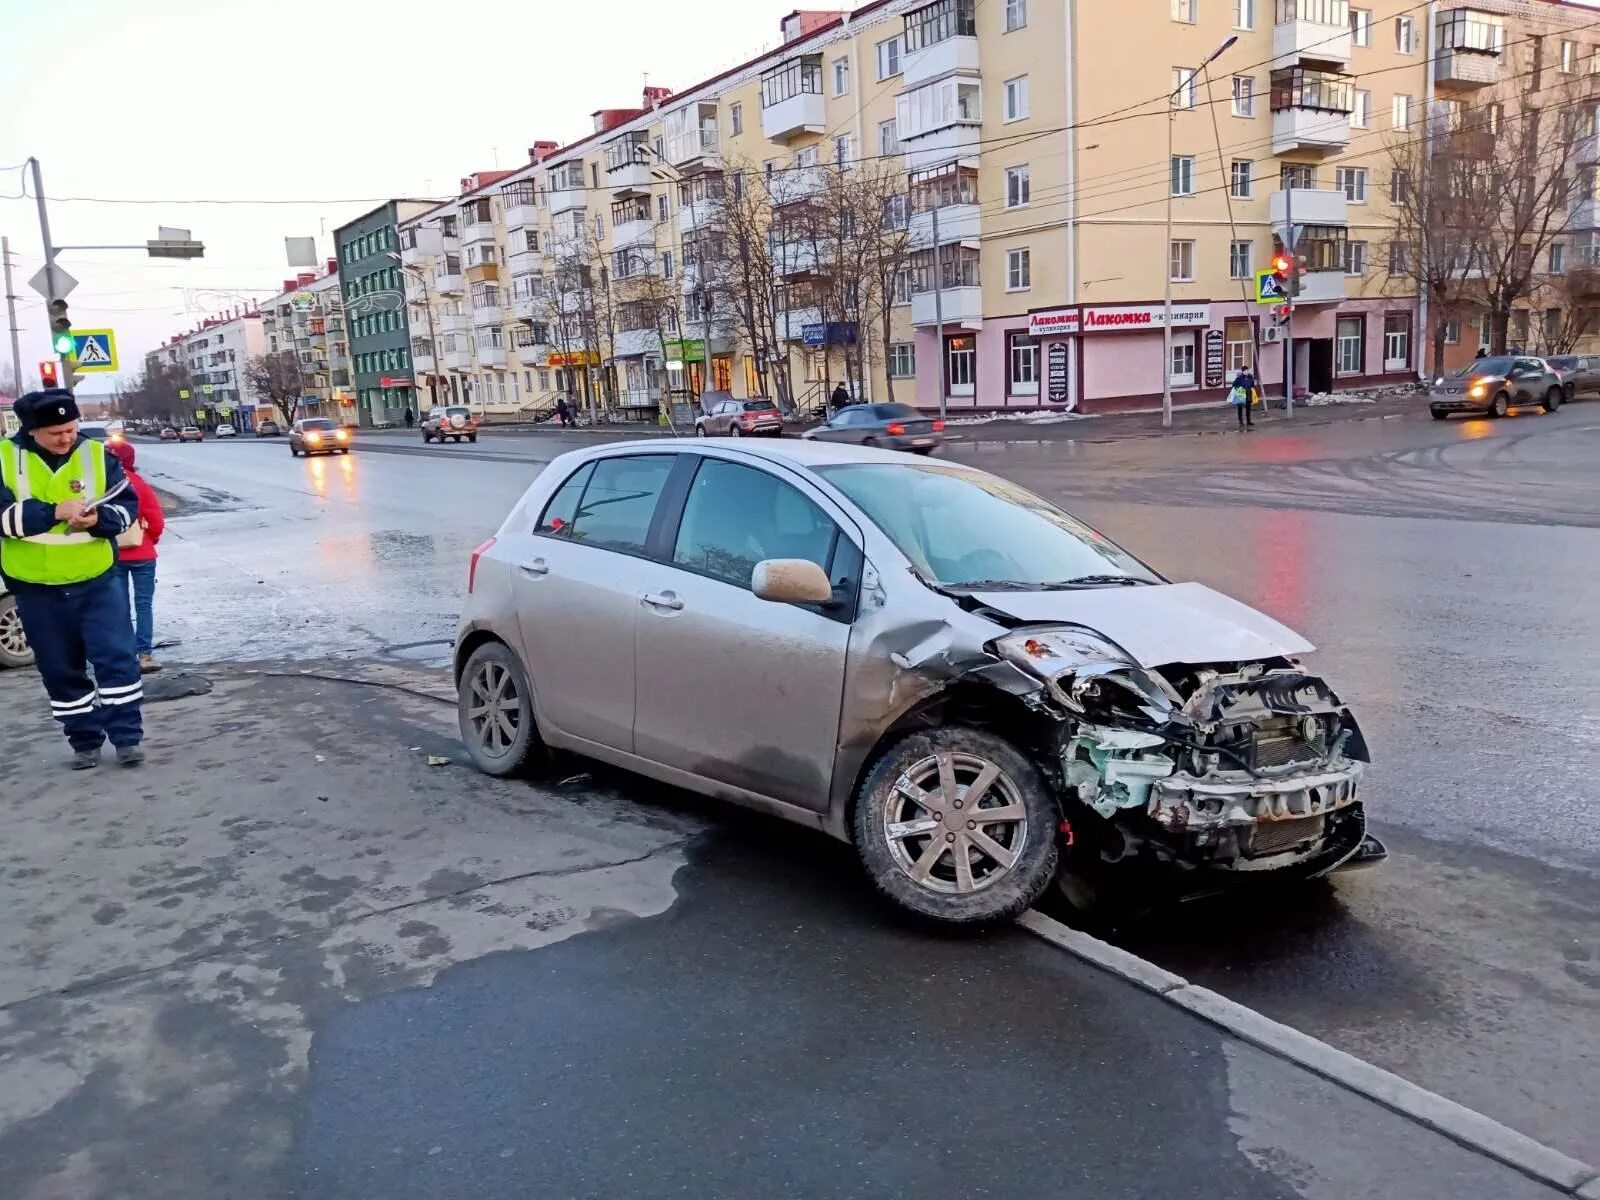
[[0, 389, 145, 768]]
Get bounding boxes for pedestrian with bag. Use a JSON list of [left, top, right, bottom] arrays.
[[830, 381, 851, 413], [105, 439, 166, 675], [0, 389, 145, 769], [1229, 367, 1257, 431]]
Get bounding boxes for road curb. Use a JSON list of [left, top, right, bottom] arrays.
[[1018, 910, 1599, 1196]]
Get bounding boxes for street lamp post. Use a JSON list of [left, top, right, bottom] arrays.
[[1163, 36, 1236, 429], [390, 252, 440, 411]]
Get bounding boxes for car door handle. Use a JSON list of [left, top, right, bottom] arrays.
[[642, 590, 683, 611], [519, 558, 549, 576]]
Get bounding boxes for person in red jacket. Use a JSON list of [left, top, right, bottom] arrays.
[[105, 439, 166, 673]]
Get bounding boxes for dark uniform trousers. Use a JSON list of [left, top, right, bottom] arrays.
[[12, 569, 144, 751]]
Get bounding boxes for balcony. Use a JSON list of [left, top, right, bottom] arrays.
[[911, 285, 981, 328], [612, 215, 655, 249], [901, 122, 982, 174], [771, 166, 828, 206], [679, 197, 721, 235], [434, 267, 464, 296], [775, 305, 823, 339], [472, 300, 503, 326], [511, 293, 543, 321], [1272, 6, 1352, 68], [902, 9, 979, 86], [1268, 187, 1347, 229], [609, 159, 655, 196], [1271, 105, 1350, 156], [613, 328, 662, 358], [412, 348, 437, 373], [477, 342, 507, 368], [909, 202, 980, 247], [772, 239, 833, 277], [761, 58, 826, 143], [503, 195, 538, 231], [667, 126, 720, 173], [1436, 9, 1502, 90], [405, 276, 429, 304], [462, 215, 495, 246], [1294, 270, 1348, 305], [1568, 267, 1600, 299], [1436, 48, 1500, 89], [465, 261, 499, 285], [400, 226, 441, 266], [440, 313, 469, 336], [444, 345, 470, 371], [515, 337, 550, 366]]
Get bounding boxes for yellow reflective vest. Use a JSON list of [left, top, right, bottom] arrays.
[[0, 439, 114, 585]]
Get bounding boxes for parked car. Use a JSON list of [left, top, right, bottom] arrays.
[[453, 441, 1382, 927], [803, 403, 945, 454], [1429, 356, 1564, 419], [215, 423, 237, 438], [0, 585, 33, 669], [422, 405, 478, 444], [178, 426, 204, 442], [694, 391, 783, 438], [159, 427, 178, 441], [78, 422, 110, 442], [289, 417, 350, 457], [256, 419, 282, 438], [1543, 355, 1599, 400]]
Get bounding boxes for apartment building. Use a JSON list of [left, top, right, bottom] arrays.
[[257, 263, 354, 423], [334, 200, 440, 427], [144, 310, 266, 428]]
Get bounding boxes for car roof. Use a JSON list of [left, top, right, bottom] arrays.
[[572, 437, 934, 470]]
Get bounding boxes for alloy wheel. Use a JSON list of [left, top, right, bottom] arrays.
[[0, 602, 27, 659], [465, 660, 521, 757], [883, 751, 1029, 894]]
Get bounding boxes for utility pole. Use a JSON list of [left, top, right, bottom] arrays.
[[28, 158, 71, 392], [699, 286, 715, 398], [1285, 184, 1295, 418], [1162, 100, 1175, 428], [932, 201, 946, 423], [2, 237, 22, 397]]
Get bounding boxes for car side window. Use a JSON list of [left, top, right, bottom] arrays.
[[672, 459, 840, 592], [563, 455, 675, 554], [535, 462, 594, 537]]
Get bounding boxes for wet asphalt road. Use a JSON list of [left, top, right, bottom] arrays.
[[129, 405, 1600, 1164]]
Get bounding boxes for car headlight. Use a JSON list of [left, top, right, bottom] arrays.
[[1433, 376, 1444, 386], [992, 627, 1179, 725], [1468, 383, 1487, 398]]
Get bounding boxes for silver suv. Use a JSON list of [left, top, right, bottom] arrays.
[[422, 405, 479, 444]]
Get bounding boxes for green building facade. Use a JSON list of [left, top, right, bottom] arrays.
[[334, 200, 436, 427]]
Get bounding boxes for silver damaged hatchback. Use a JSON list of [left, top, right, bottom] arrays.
[[454, 441, 1384, 926]]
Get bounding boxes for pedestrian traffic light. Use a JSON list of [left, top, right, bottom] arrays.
[[38, 360, 58, 387], [48, 299, 73, 357]]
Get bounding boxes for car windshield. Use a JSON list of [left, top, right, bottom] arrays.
[[78, 425, 108, 441], [1455, 358, 1512, 377], [301, 419, 335, 431], [1548, 356, 1577, 369], [816, 462, 1160, 589]]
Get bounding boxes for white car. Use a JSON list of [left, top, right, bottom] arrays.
[[215, 424, 237, 438], [0, 586, 32, 669]]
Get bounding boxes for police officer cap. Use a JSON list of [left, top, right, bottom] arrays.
[[15, 388, 81, 432]]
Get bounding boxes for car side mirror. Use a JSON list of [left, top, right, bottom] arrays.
[[752, 559, 835, 605]]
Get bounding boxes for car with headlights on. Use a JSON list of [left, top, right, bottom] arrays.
[[1429, 355, 1564, 419], [289, 417, 351, 456], [452, 442, 1383, 927]]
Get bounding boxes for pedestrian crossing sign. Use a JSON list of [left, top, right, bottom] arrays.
[[70, 329, 118, 373], [1255, 270, 1288, 304]]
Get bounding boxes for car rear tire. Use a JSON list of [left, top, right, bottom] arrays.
[[1543, 388, 1562, 413], [1490, 392, 1510, 418], [729, 425, 743, 437], [852, 726, 1060, 927], [468, 434, 478, 443], [290, 446, 300, 457], [1430, 408, 1447, 420], [0, 593, 34, 669], [458, 642, 543, 778], [695, 424, 707, 437]]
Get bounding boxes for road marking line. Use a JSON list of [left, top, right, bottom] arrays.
[[1018, 909, 1598, 1196]]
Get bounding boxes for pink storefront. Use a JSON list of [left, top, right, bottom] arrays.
[[911, 298, 1420, 414]]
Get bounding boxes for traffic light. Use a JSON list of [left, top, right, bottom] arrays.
[[48, 299, 73, 357], [1270, 236, 1301, 298], [38, 360, 58, 388]]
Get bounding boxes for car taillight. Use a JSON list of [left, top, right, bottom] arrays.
[[932, 420, 945, 432], [468, 538, 496, 594], [886, 422, 906, 436]]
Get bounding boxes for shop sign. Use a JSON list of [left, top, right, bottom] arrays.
[[1080, 303, 1211, 332], [1029, 307, 1081, 337], [1204, 329, 1226, 388], [1046, 342, 1071, 407], [547, 350, 601, 367]]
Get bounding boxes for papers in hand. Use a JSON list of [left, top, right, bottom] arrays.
[[81, 477, 130, 513]]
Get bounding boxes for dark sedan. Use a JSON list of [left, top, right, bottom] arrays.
[[1428, 356, 1564, 419], [803, 403, 945, 454], [1544, 355, 1600, 400]]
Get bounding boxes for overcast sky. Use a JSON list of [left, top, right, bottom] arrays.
[[0, 0, 798, 390]]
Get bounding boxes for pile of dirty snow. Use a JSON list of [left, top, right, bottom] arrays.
[[946, 409, 1093, 426], [1298, 392, 1377, 406]]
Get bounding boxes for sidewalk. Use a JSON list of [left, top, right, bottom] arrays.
[[0, 659, 1573, 1199]]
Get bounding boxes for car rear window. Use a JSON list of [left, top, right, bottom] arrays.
[[444, 406, 471, 418], [869, 404, 919, 420], [742, 400, 778, 412]]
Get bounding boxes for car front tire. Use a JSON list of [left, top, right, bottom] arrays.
[[0, 592, 34, 669], [852, 726, 1060, 927], [1490, 392, 1510, 418], [1543, 388, 1562, 413], [458, 642, 543, 778], [1430, 408, 1448, 421]]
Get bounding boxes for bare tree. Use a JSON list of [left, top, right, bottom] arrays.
[[118, 362, 192, 424], [716, 158, 792, 412], [245, 351, 307, 426], [541, 229, 599, 420], [1529, 268, 1600, 353]]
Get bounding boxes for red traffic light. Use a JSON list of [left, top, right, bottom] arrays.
[[38, 360, 58, 387], [1271, 254, 1292, 274]]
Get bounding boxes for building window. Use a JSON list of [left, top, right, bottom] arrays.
[[1008, 332, 1039, 395], [1171, 155, 1196, 196], [1337, 316, 1364, 374], [1390, 168, 1411, 204], [1350, 7, 1371, 45], [876, 35, 902, 79], [1344, 240, 1368, 275], [834, 135, 853, 168], [658, 194, 670, 222], [1281, 162, 1315, 189], [1231, 159, 1253, 198], [662, 250, 675, 279], [1442, 318, 1461, 345], [1006, 165, 1031, 207], [1383, 312, 1411, 369], [1350, 89, 1371, 129], [1005, 0, 1027, 31], [904, 0, 978, 51], [1225, 317, 1253, 371], [1392, 94, 1412, 131], [1006, 247, 1032, 290], [1170, 340, 1197, 386], [1173, 0, 1196, 23], [1562, 40, 1578, 73], [1004, 75, 1030, 122], [1230, 239, 1253, 279], [879, 119, 901, 157], [1232, 76, 1254, 117], [1170, 239, 1195, 282], [946, 335, 977, 394], [730, 103, 743, 136], [1552, 242, 1566, 273], [889, 343, 916, 378], [1336, 166, 1368, 202], [1172, 67, 1197, 109], [1395, 15, 1415, 54], [833, 56, 850, 95], [1234, 0, 1254, 27]]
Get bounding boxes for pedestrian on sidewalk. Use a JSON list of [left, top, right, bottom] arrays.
[[830, 381, 851, 413], [105, 439, 166, 675], [403, 408, 415, 429], [0, 389, 146, 769], [1229, 367, 1257, 431], [555, 395, 575, 428]]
